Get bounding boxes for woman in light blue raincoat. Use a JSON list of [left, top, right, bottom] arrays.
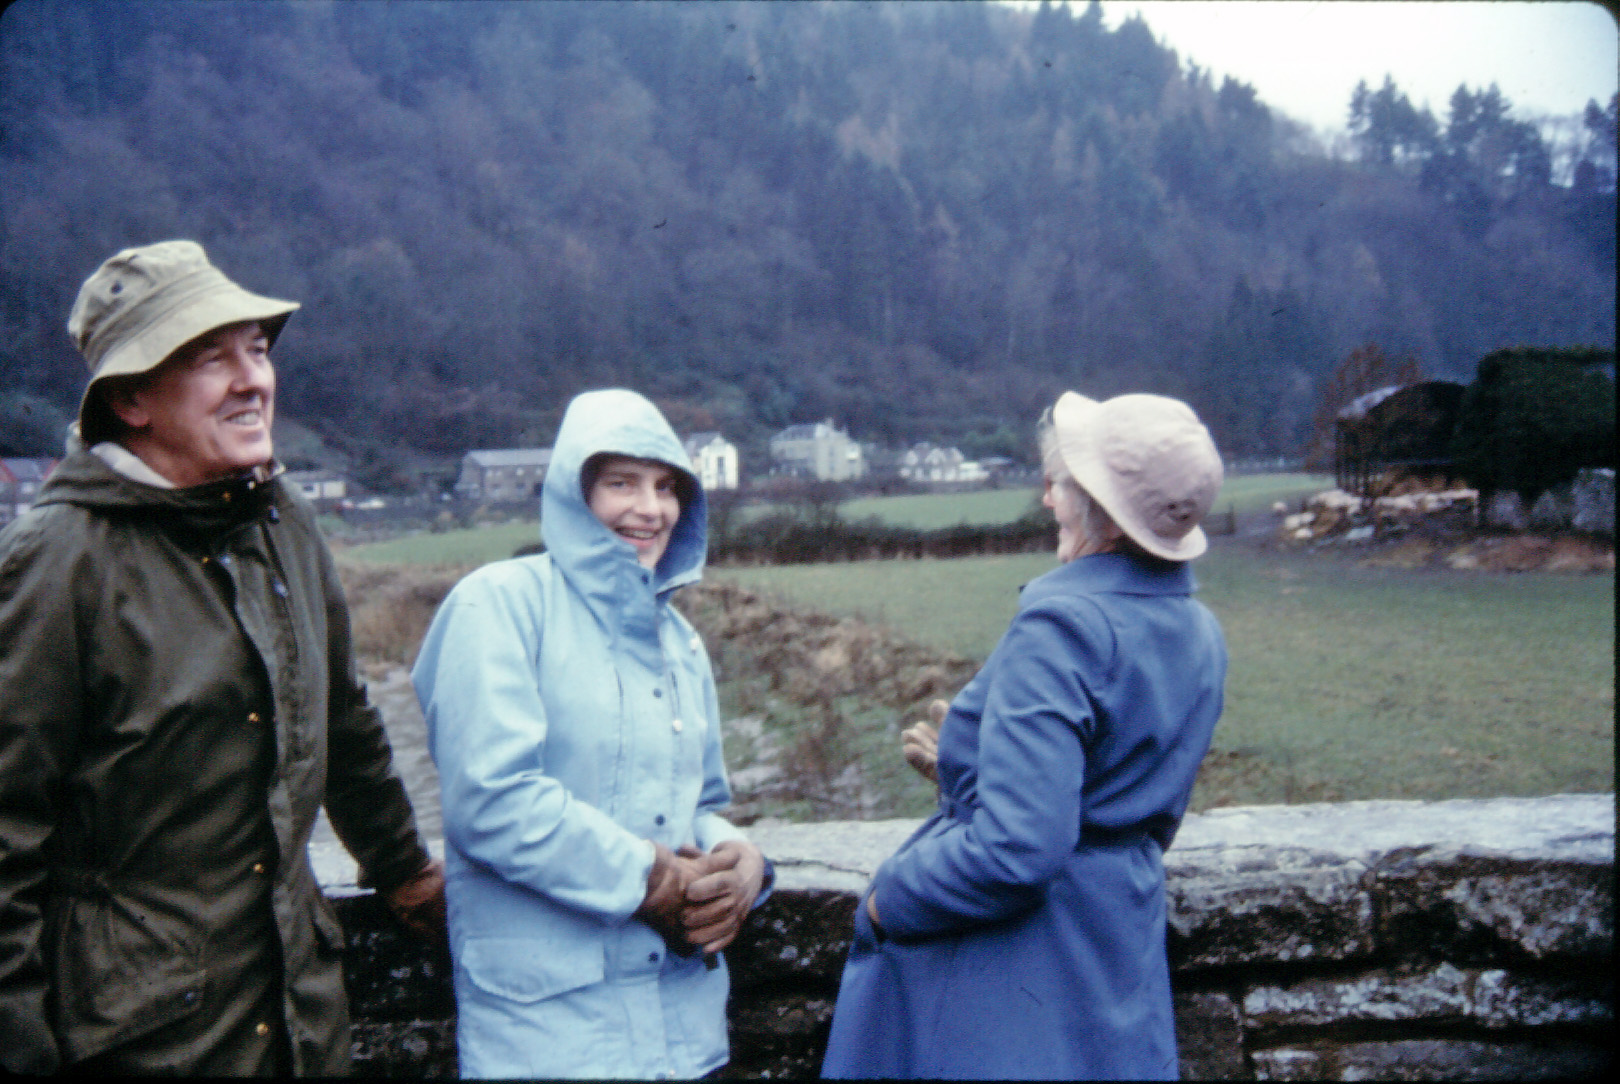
[[821, 392, 1228, 1080], [413, 388, 769, 1079]]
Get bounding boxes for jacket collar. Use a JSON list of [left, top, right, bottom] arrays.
[[1030, 551, 1197, 598], [36, 433, 279, 540]]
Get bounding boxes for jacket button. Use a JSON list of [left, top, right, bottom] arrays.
[[653, 688, 663, 698], [648, 952, 659, 964], [248, 712, 261, 724], [655, 815, 665, 826], [255, 1022, 270, 1036], [671, 718, 683, 733], [252, 862, 266, 874]]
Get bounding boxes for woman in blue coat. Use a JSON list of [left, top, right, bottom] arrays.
[[822, 391, 1228, 1080], [413, 388, 769, 1079]]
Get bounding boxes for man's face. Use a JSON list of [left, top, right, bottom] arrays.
[[587, 455, 682, 570], [112, 321, 276, 487]]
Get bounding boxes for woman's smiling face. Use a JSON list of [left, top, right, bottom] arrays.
[[587, 455, 682, 569]]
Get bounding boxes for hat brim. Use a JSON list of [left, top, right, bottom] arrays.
[[89, 282, 299, 385], [1052, 390, 1210, 562]]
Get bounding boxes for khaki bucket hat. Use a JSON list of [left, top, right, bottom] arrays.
[[1051, 391, 1224, 561], [68, 240, 299, 442]]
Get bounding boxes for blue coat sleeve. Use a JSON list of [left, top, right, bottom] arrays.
[[412, 570, 653, 921], [871, 597, 1115, 940]]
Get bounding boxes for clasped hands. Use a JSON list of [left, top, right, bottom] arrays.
[[636, 839, 765, 956]]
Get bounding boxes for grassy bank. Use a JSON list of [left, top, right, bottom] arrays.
[[711, 546, 1614, 811]]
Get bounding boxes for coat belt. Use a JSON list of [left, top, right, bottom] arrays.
[[940, 798, 1151, 849]]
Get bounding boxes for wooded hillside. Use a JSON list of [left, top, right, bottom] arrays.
[[1, 0, 1613, 486]]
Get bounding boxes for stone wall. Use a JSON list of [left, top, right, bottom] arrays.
[[313, 794, 1613, 1080]]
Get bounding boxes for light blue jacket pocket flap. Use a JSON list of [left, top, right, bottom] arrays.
[[461, 936, 606, 1004]]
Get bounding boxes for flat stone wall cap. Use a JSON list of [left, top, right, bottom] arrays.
[[1172, 795, 1614, 865], [312, 838, 444, 896], [309, 795, 1612, 893], [747, 818, 924, 890]]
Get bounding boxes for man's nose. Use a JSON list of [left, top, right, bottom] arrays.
[[230, 351, 274, 394]]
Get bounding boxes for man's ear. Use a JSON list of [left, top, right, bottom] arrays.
[[103, 381, 151, 430]]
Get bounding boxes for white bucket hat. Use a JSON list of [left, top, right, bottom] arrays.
[[1052, 391, 1224, 561], [68, 240, 299, 443]]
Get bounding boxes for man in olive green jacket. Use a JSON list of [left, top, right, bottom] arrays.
[[0, 241, 446, 1075]]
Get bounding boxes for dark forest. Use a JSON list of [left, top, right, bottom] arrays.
[[1, 0, 1613, 486]]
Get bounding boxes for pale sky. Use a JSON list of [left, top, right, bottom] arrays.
[[1089, 1, 1618, 135]]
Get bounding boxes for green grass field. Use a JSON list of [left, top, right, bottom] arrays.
[[335, 474, 1612, 812], [1211, 472, 1336, 514], [710, 546, 1614, 811], [334, 520, 542, 566], [837, 488, 1040, 527], [338, 473, 1334, 565]]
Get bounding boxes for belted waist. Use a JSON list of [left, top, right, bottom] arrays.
[[940, 798, 1154, 849]]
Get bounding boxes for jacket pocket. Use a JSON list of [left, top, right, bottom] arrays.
[[53, 892, 204, 1060], [460, 936, 605, 1004]]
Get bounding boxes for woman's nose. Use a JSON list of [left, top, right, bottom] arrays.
[[631, 485, 662, 517]]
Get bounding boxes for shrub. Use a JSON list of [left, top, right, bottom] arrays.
[[710, 507, 1055, 565], [1450, 347, 1615, 501]]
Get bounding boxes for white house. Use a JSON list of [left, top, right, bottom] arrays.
[[769, 420, 866, 482], [284, 469, 348, 506], [683, 432, 739, 491], [900, 443, 967, 483]]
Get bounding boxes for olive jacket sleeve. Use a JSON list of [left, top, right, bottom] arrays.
[[298, 501, 432, 894], [0, 514, 83, 1074]]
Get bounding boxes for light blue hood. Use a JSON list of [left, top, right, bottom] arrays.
[[541, 388, 708, 606]]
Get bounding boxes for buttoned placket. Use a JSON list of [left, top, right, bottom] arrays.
[[656, 644, 682, 840]]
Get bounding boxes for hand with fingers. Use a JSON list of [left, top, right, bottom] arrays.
[[634, 842, 711, 955], [902, 698, 951, 785], [680, 840, 767, 955], [382, 859, 450, 955]]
